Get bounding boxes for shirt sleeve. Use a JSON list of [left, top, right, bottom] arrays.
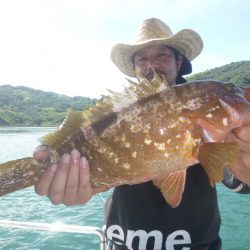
[[222, 168, 250, 194]]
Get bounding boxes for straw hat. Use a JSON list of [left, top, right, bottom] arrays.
[[111, 18, 203, 77]]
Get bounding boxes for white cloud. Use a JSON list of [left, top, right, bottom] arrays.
[[0, 0, 127, 97], [0, 0, 248, 97]]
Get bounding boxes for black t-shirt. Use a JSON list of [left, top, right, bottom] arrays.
[[105, 164, 222, 250]]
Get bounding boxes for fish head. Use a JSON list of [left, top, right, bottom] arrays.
[[180, 81, 250, 142]]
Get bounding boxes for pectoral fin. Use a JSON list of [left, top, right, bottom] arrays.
[[159, 170, 186, 208], [197, 142, 240, 186]]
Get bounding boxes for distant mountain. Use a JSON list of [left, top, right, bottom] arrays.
[[0, 85, 95, 126], [187, 60, 250, 86], [0, 61, 249, 126]]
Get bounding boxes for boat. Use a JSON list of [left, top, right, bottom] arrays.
[[0, 219, 107, 250]]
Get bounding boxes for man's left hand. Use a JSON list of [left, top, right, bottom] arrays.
[[226, 125, 250, 186]]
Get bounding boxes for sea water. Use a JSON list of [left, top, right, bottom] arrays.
[[0, 127, 249, 250]]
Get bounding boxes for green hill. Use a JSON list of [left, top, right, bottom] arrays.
[[187, 60, 250, 86], [0, 85, 95, 126], [0, 60, 249, 126]]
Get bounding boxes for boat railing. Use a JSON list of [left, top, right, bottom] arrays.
[[0, 219, 107, 250]]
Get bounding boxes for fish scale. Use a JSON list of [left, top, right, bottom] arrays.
[[0, 77, 249, 207]]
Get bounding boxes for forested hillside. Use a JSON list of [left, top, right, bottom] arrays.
[[188, 60, 250, 86], [0, 85, 95, 126], [0, 61, 249, 126]]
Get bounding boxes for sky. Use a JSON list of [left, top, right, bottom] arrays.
[[0, 0, 249, 98]]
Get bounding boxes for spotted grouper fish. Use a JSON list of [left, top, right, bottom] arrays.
[[1, 76, 250, 207]]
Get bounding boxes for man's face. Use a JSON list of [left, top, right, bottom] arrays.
[[133, 45, 183, 85]]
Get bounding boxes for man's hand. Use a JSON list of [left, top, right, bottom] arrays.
[[33, 147, 109, 206], [226, 125, 250, 186]]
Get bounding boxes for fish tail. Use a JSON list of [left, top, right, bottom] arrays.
[[197, 142, 240, 186], [0, 157, 48, 196]]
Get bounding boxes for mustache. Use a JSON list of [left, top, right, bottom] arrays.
[[145, 68, 166, 81]]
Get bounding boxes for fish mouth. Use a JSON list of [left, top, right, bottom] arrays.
[[145, 72, 154, 81]]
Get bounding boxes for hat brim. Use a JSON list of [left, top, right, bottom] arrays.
[[111, 29, 203, 77]]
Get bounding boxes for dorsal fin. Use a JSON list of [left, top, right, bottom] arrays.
[[41, 74, 168, 149], [41, 109, 84, 148], [81, 73, 168, 124]]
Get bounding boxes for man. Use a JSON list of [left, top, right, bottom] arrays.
[[34, 18, 250, 249]]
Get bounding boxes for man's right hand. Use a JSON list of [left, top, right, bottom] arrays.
[[33, 146, 109, 206]]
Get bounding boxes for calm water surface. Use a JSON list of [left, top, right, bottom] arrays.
[[0, 127, 249, 250]]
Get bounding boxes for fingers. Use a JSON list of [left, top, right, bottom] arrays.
[[33, 145, 51, 160], [63, 150, 81, 202], [78, 158, 109, 198], [77, 157, 93, 199], [229, 151, 250, 186], [233, 125, 250, 142], [226, 125, 250, 186], [35, 149, 109, 206], [49, 153, 71, 204], [35, 164, 58, 196], [62, 151, 94, 206], [226, 127, 250, 153]]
